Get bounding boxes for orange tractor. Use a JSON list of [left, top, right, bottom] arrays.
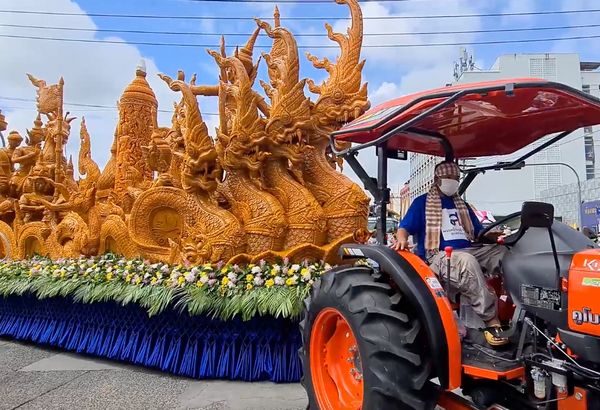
[[300, 79, 600, 409]]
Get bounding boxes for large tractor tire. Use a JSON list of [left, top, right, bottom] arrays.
[[300, 265, 438, 410]]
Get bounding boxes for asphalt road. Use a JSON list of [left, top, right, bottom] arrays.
[[0, 338, 307, 410]]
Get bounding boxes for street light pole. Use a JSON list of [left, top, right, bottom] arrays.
[[521, 162, 582, 229]]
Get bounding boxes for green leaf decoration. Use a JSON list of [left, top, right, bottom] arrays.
[[0, 255, 334, 321]]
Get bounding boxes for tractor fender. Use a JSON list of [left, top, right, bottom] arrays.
[[340, 244, 462, 390]]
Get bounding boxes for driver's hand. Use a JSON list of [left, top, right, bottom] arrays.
[[485, 230, 504, 242], [393, 237, 410, 251]]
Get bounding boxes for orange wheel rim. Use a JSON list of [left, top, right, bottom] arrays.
[[310, 307, 364, 410]]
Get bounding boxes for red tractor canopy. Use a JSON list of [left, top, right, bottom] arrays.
[[333, 78, 600, 159], [335, 79, 600, 244]]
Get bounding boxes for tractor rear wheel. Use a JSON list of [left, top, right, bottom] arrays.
[[299, 265, 438, 410]]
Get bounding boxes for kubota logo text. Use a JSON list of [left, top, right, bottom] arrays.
[[582, 258, 600, 271], [572, 307, 600, 325]]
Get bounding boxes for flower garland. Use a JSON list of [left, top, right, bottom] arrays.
[[0, 254, 332, 321]]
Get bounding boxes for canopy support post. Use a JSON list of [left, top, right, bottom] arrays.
[[376, 145, 390, 245], [344, 149, 390, 245]]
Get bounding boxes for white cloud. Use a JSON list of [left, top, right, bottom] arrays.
[[370, 81, 399, 106]]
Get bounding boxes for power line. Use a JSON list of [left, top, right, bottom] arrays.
[[2, 32, 600, 48], [3, 22, 600, 37], [0, 96, 221, 116], [1, 8, 600, 21]]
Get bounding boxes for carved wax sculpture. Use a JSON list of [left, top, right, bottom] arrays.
[[256, 10, 326, 248], [303, 0, 370, 242], [0, 0, 371, 263], [209, 50, 287, 255]]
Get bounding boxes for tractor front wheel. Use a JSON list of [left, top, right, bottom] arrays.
[[299, 265, 438, 410]]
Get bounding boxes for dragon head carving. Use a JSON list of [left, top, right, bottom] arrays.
[[208, 50, 269, 182], [159, 71, 222, 194], [306, 0, 370, 138], [256, 11, 314, 169]]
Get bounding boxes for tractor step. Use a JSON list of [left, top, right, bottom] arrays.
[[462, 344, 524, 380]]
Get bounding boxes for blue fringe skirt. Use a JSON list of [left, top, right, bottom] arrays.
[[0, 295, 302, 382]]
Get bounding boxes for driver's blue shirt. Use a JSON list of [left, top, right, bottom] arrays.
[[399, 193, 483, 260]]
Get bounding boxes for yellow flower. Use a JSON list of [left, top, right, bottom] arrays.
[[177, 276, 185, 285], [300, 268, 309, 276], [248, 264, 255, 268], [246, 283, 253, 290], [203, 263, 212, 269], [270, 268, 277, 277], [245, 274, 254, 282], [135, 276, 142, 285], [265, 279, 274, 288], [221, 267, 228, 274], [221, 276, 229, 286], [151, 277, 158, 285], [125, 274, 132, 282], [106, 272, 113, 281], [285, 277, 295, 286], [196, 281, 204, 288]]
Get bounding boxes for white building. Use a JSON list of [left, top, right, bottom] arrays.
[[409, 53, 600, 217]]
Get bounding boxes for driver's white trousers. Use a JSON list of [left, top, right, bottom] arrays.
[[428, 245, 507, 323]]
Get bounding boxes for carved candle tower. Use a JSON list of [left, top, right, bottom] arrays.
[[113, 61, 158, 211], [0, 110, 7, 133]]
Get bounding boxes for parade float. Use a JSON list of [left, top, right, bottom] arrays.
[[0, 0, 371, 382]]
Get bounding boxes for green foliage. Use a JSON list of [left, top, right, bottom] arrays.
[[0, 255, 331, 321]]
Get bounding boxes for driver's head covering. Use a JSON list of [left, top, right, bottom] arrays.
[[434, 161, 460, 179]]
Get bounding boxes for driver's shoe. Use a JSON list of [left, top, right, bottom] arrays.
[[483, 326, 509, 347]]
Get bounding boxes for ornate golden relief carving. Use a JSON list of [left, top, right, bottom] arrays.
[[1, 0, 371, 263]]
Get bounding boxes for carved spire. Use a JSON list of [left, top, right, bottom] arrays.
[[234, 27, 261, 81], [274, 5, 281, 27]]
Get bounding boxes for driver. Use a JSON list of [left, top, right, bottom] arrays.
[[393, 161, 508, 347]]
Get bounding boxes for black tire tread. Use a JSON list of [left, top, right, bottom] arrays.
[[299, 265, 438, 410]]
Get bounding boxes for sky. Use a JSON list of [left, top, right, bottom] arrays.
[[1, 0, 600, 199]]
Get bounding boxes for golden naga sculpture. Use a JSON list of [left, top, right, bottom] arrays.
[[208, 50, 287, 254], [256, 11, 327, 248], [0, 0, 371, 264], [157, 70, 245, 263], [303, 0, 371, 242]]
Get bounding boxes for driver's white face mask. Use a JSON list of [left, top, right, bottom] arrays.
[[439, 178, 459, 196]]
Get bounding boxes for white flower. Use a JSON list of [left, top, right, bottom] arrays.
[[290, 264, 300, 272], [144, 273, 152, 279], [251, 266, 261, 274], [227, 281, 236, 288], [185, 272, 196, 283], [273, 265, 281, 273], [199, 275, 209, 284], [191, 267, 199, 275], [274, 276, 285, 286], [253, 277, 264, 286], [227, 272, 237, 281]]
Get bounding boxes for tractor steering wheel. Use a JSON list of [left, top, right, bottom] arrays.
[[476, 211, 522, 245]]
